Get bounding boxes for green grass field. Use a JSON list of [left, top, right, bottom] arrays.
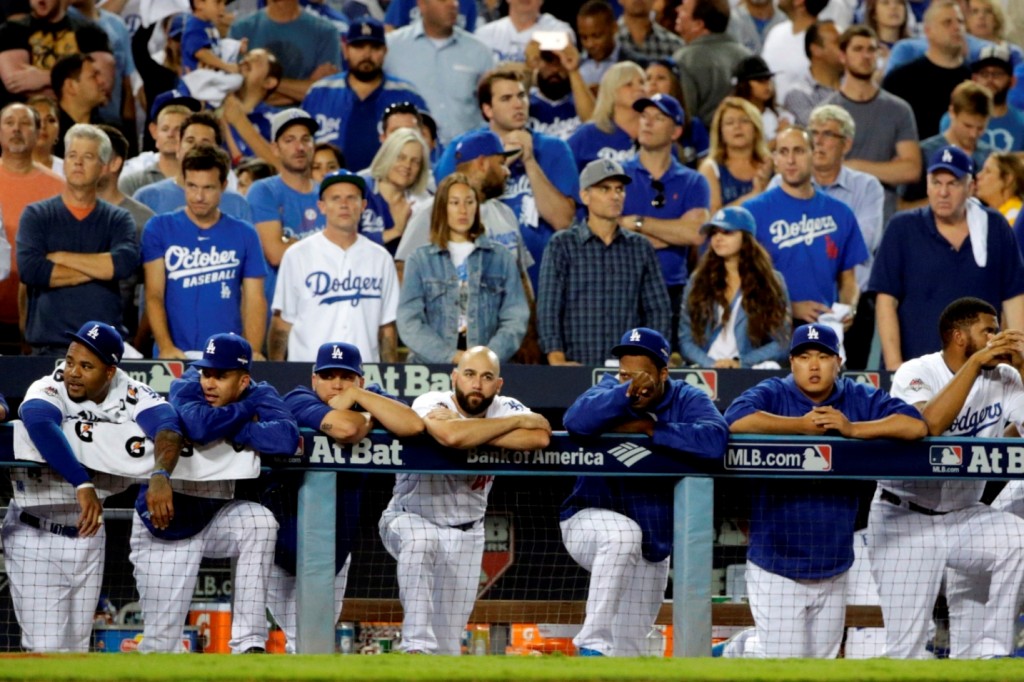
[[3, 655, 1024, 682]]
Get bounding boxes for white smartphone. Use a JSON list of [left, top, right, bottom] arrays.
[[534, 31, 569, 52]]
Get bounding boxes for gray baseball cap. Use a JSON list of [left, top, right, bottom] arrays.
[[270, 108, 318, 141], [579, 159, 632, 190]]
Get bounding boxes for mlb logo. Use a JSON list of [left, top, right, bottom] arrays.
[[844, 371, 880, 388], [674, 369, 718, 400], [801, 445, 832, 471], [930, 445, 963, 466]]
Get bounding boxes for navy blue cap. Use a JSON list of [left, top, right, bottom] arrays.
[[149, 87, 202, 121], [790, 324, 841, 356], [192, 333, 252, 371], [66, 321, 124, 366], [700, 206, 757, 236], [453, 129, 516, 164], [611, 327, 671, 368], [319, 169, 367, 198], [345, 17, 385, 45], [314, 342, 364, 376], [632, 93, 684, 126], [928, 145, 973, 179]]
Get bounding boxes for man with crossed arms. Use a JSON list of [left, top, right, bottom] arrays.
[[379, 345, 551, 654]]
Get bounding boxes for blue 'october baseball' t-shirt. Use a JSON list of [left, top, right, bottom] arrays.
[[724, 375, 923, 580], [744, 187, 868, 307], [142, 209, 268, 352]]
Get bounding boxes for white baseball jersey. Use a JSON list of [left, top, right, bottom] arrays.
[[13, 364, 167, 508], [388, 390, 531, 526], [272, 232, 398, 362], [887, 352, 1024, 511]]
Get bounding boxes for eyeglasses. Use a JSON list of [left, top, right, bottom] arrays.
[[651, 179, 665, 209], [808, 129, 845, 142]]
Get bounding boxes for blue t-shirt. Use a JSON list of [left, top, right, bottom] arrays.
[[437, 127, 579, 289], [744, 187, 868, 309], [528, 90, 581, 141], [724, 375, 923, 580], [567, 122, 636, 173], [141, 209, 268, 352], [354, 177, 393, 246], [939, 108, 1024, 153], [717, 161, 753, 206], [384, 0, 476, 31], [301, 73, 428, 171], [246, 175, 324, 300], [622, 157, 710, 287], [870, 204, 1024, 360], [230, 101, 277, 159], [181, 16, 218, 72], [229, 10, 341, 80], [247, 175, 323, 242], [134, 179, 253, 223], [679, 117, 710, 166]]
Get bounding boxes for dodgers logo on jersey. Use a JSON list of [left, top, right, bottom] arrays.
[[305, 271, 384, 306], [930, 445, 962, 473], [949, 402, 1003, 436], [726, 443, 832, 472], [769, 214, 839, 249]]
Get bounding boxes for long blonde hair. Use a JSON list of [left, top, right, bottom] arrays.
[[707, 97, 771, 166], [591, 61, 645, 134]]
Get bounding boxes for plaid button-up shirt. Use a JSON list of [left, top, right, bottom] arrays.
[[538, 220, 671, 365]]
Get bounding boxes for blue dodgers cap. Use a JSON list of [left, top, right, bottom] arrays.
[[632, 93, 684, 126], [700, 206, 757, 236], [611, 327, 671, 368], [192, 333, 252, 371], [319, 168, 367, 198], [167, 13, 185, 39], [66, 321, 124, 366], [314, 342, 364, 376], [149, 87, 202, 121], [345, 17, 385, 45], [453, 129, 517, 164], [928, 145, 973, 179], [789, 324, 841, 356]]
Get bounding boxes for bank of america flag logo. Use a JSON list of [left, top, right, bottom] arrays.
[[608, 442, 653, 468]]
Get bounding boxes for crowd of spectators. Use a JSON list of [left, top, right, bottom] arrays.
[[1, 0, 1023, 371]]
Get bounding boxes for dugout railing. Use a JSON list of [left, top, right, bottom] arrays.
[[0, 424, 1014, 657], [0, 360, 1000, 657]]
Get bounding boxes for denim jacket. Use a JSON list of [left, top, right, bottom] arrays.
[[397, 235, 529, 362], [678, 270, 791, 367]]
